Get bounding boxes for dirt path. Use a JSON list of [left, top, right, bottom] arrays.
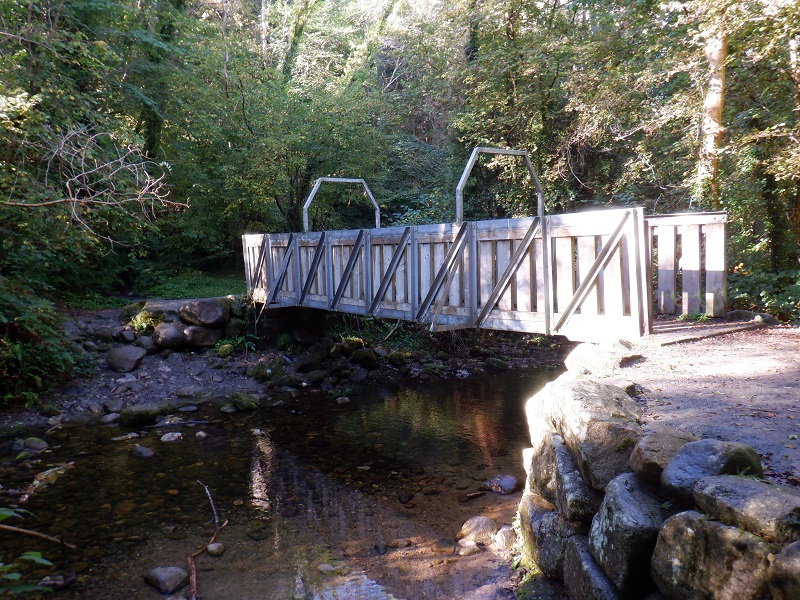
[[624, 325, 800, 487]]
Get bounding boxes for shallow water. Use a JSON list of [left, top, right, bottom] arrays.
[[0, 369, 557, 599]]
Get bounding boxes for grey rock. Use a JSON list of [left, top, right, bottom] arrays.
[[457, 515, 499, 545], [178, 298, 230, 328], [563, 536, 622, 600], [24, 437, 49, 451], [350, 348, 379, 370], [230, 392, 260, 411], [120, 329, 136, 343], [153, 323, 185, 349], [293, 352, 322, 373], [629, 424, 699, 483], [160, 432, 183, 443], [107, 346, 147, 373], [144, 566, 188, 594], [100, 413, 120, 425], [134, 335, 159, 355], [530, 510, 586, 579], [349, 367, 368, 382], [588, 472, 674, 596], [768, 541, 800, 600], [93, 326, 115, 342], [103, 398, 125, 414], [651, 510, 775, 600], [525, 379, 643, 490], [176, 385, 205, 398], [484, 357, 509, 371], [494, 525, 516, 550], [456, 539, 481, 556], [224, 317, 246, 339], [119, 404, 171, 427], [206, 542, 226, 557], [0, 422, 27, 438], [693, 475, 800, 543], [553, 435, 603, 522], [522, 434, 557, 504], [183, 325, 223, 347], [132, 444, 155, 459], [482, 474, 521, 495], [660, 439, 763, 503]]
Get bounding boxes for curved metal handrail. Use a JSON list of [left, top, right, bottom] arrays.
[[302, 177, 380, 232]]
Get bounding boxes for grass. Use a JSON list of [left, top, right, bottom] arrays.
[[138, 270, 246, 300]]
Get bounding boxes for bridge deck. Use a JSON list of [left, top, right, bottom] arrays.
[[243, 209, 727, 343]]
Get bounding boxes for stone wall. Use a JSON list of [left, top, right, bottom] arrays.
[[518, 374, 800, 599]]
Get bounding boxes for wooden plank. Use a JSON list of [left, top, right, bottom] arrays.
[[576, 236, 599, 315], [515, 239, 533, 312], [603, 236, 624, 316], [681, 224, 702, 314], [656, 225, 677, 314], [645, 212, 728, 227], [419, 241, 432, 307], [533, 238, 545, 314], [479, 240, 494, 311], [554, 237, 574, 315], [433, 242, 446, 306], [705, 222, 727, 317], [621, 234, 631, 315], [496, 240, 512, 310]]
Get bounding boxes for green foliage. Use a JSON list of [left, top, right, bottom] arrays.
[[128, 310, 162, 333], [729, 269, 800, 323], [133, 268, 245, 300], [676, 312, 709, 323], [0, 508, 54, 594], [0, 277, 92, 407], [215, 335, 257, 356]]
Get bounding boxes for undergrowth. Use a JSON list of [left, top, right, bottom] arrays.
[[728, 268, 800, 323], [0, 277, 93, 407], [133, 268, 246, 299]]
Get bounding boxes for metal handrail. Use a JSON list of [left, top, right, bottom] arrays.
[[302, 177, 380, 232]]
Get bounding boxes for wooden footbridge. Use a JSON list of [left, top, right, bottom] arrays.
[[243, 148, 727, 342]]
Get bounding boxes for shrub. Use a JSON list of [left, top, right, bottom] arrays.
[[0, 277, 91, 406], [728, 268, 800, 323]]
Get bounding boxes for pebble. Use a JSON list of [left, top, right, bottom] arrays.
[[160, 432, 183, 443], [178, 405, 198, 412], [112, 432, 139, 441], [336, 396, 350, 404], [387, 538, 412, 548], [397, 491, 414, 504], [195, 431, 208, 439], [206, 542, 225, 557]]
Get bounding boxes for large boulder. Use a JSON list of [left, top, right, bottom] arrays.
[[522, 438, 557, 504], [651, 510, 776, 600], [178, 298, 231, 328], [553, 434, 603, 522], [107, 346, 146, 373], [529, 510, 587, 579], [769, 541, 800, 600], [525, 379, 643, 490], [588, 472, 676, 597], [183, 325, 223, 347], [660, 439, 763, 503], [153, 323, 185, 349], [693, 475, 800, 543], [563, 536, 622, 600], [629, 424, 699, 483]]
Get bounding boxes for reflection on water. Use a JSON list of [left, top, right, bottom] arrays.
[[0, 368, 557, 599]]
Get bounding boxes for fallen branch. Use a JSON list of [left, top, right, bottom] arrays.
[[187, 481, 228, 600], [0, 523, 77, 549]]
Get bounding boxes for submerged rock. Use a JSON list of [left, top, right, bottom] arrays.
[[144, 566, 188, 594]]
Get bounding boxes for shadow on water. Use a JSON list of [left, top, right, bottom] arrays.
[[0, 368, 559, 599]]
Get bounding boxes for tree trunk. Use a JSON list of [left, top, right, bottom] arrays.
[[697, 20, 727, 210]]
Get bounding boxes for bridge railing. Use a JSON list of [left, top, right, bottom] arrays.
[[644, 212, 728, 318], [244, 207, 667, 341]]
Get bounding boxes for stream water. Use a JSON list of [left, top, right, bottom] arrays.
[[0, 368, 559, 599]]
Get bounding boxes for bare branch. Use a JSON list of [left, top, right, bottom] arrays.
[[2, 127, 186, 242]]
